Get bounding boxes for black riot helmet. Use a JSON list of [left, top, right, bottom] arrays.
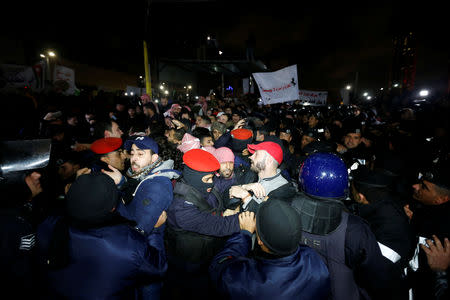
[[0, 138, 52, 198], [0, 139, 51, 181]]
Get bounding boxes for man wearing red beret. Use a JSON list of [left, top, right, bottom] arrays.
[[164, 148, 248, 300], [90, 137, 127, 173], [229, 141, 297, 213]]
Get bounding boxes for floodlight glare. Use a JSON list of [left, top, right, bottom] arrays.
[[419, 90, 429, 97]]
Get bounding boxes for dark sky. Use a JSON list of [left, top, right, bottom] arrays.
[[3, 0, 448, 98]]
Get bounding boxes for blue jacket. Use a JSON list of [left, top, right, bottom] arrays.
[[37, 216, 167, 300], [209, 231, 331, 300], [118, 175, 174, 235]]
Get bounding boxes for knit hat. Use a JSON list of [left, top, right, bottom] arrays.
[[214, 147, 235, 163], [183, 148, 220, 172], [91, 137, 123, 154], [256, 199, 302, 256], [124, 136, 159, 154], [66, 173, 119, 224], [247, 141, 283, 165], [177, 133, 201, 153]]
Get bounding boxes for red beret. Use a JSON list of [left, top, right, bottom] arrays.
[[231, 128, 253, 140], [183, 148, 220, 172], [247, 141, 283, 164], [91, 138, 123, 154]]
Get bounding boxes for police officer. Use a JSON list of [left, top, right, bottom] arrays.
[[36, 173, 168, 299], [339, 124, 373, 168], [405, 159, 450, 300], [351, 165, 416, 299], [292, 152, 392, 300], [209, 200, 331, 300], [164, 148, 245, 300], [0, 139, 51, 298]]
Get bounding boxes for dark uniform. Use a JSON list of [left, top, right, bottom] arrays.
[[0, 139, 52, 299]]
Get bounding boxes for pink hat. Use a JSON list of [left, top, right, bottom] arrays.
[[140, 94, 150, 102], [214, 147, 235, 163], [177, 133, 200, 153]]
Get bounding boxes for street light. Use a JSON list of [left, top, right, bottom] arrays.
[[419, 89, 429, 97], [346, 85, 351, 90], [363, 92, 368, 97], [41, 49, 57, 86]]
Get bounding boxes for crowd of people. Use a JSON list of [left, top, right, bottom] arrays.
[[0, 87, 449, 300]]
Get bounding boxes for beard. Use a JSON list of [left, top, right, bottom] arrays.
[[131, 162, 142, 173], [250, 159, 266, 173], [220, 169, 233, 179]]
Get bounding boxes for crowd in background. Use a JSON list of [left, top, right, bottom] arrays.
[[1, 86, 449, 300]]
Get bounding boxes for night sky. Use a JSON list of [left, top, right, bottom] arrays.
[[3, 0, 448, 98]]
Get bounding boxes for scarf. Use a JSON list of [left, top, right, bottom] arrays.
[[126, 157, 162, 181]]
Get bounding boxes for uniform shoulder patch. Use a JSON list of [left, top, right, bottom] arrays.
[[19, 233, 35, 251]]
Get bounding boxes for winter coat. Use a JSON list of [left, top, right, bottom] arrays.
[[36, 216, 167, 300], [209, 230, 331, 300]]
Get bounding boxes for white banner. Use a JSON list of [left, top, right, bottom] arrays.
[[252, 64, 299, 105], [53, 65, 77, 95], [298, 89, 328, 106]]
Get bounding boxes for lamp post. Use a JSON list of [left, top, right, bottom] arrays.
[[40, 50, 56, 88]]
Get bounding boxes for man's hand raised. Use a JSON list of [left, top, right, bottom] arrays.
[[239, 211, 256, 233]]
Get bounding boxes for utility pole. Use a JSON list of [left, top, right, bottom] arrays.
[[353, 71, 359, 104], [143, 0, 152, 98]]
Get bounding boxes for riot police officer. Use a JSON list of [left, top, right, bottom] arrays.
[[291, 152, 393, 300], [0, 139, 51, 298]]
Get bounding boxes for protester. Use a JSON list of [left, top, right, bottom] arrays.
[[229, 141, 297, 213], [0, 67, 448, 300]]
